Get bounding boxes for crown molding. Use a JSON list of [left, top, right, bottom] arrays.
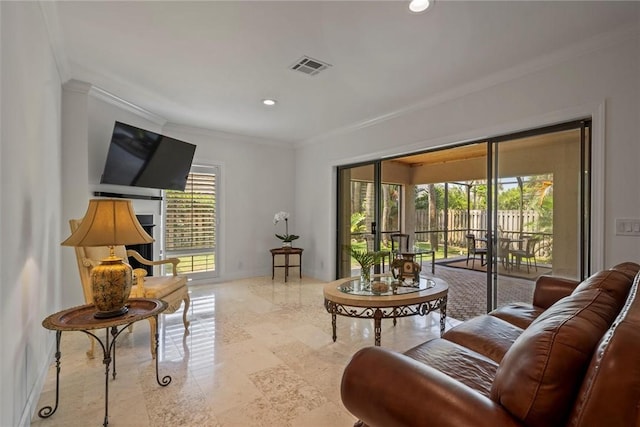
[[63, 80, 286, 147], [298, 22, 639, 149], [62, 79, 92, 94], [163, 123, 292, 149], [88, 85, 167, 126], [39, 1, 71, 83]]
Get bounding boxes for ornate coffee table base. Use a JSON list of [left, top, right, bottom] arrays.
[[324, 296, 447, 346], [38, 299, 170, 427]]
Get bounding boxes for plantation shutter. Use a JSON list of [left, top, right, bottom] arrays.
[[165, 171, 216, 256]]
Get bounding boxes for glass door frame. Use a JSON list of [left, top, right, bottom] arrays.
[[335, 160, 381, 278], [487, 119, 591, 312], [336, 160, 383, 279]]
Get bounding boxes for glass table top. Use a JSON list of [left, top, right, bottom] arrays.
[[338, 276, 436, 296]]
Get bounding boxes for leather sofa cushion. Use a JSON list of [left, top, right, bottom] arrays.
[[490, 303, 545, 329], [404, 338, 498, 397], [491, 288, 619, 427], [443, 315, 523, 363]]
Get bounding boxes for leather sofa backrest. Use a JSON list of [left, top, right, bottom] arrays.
[[491, 275, 626, 427], [608, 261, 640, 280], [572, 269, 634, 306], [568, 272, 640, 426]]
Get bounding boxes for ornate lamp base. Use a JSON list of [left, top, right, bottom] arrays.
[[91, 257, 133, 319]]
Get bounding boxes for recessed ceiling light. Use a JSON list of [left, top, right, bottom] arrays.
[[409, 0, 432, 13], [262, 99, 276, 106]]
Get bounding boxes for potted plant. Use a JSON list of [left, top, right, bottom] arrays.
[[348, 246, 382, 286], [273, 211, 299, 247]]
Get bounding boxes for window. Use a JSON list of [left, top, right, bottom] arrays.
[[164, 165, 218, 277]]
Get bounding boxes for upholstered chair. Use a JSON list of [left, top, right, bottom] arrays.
[[69, 219, 190, 358]]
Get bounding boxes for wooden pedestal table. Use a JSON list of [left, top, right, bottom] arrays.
[[323, 275, 448, 346], [270, 247, 303, 282], [38, 298, 170, 427]]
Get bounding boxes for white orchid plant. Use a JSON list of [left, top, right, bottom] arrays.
[[273, 211, 299, 243]]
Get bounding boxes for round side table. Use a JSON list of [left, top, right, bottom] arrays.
[[38, 298, 169, 427]]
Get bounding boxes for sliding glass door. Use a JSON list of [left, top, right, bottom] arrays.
[[337, 161, 403, 279], [337, 163, 377, 279], [488, 121, 590, 310], [336, 119, 592, 316]]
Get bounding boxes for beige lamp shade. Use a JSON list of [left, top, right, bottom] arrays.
[[62, 198, 153, 247]]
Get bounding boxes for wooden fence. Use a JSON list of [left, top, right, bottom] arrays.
[[354, 209, 552, 261], [416, 209, 539, 234], [410, 209, 552, 261]]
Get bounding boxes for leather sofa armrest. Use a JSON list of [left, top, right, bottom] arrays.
[[341, 347, 520, 427], [532, 275, 580, 309]]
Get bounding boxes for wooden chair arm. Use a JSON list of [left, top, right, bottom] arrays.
[[126, 250, 180, 276], [132, 268, 148, 293]]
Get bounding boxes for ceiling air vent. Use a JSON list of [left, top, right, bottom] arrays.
[[290, 56, 332, 76]]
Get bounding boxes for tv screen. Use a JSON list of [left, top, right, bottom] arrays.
[[100, 122, 196, 191]]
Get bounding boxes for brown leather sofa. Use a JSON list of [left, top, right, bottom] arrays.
[[341, 262, 640, 427]]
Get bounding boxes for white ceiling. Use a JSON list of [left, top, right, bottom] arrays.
[[50, 1, 639, 144]]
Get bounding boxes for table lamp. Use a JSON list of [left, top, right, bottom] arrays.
[[62, 198, 154, 318]]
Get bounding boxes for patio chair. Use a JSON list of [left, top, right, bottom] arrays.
[[465, 233, 487, 269], [390, 233, 410, 258], [510, 236, 540, 273], [364, 234, 390, 273], [391, 233, 436, 274], [497, 237, 513, 271]]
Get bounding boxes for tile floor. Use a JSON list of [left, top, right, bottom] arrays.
[[32, 275, 458, 427]]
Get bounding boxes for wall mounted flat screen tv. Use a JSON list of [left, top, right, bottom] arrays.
[[100, 121, 196, 191]]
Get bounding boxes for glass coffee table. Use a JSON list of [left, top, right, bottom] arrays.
[[323, 275, 448, 346]]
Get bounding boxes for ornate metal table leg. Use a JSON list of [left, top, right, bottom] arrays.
[[324, 299, 338, 342], [440, 296, 447, 337], [154, 315, 171, 387], [393, 307, 397, 326], [331, 312, 337, 342], [102, 328, 112, 427], [374, 309, 383, 346], [110, 326, 118, 379], [38, 331, 62, 419]]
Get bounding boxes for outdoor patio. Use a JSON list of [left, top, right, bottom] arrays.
[[350, 259, 541, 322], [428, 261, 539, 321]]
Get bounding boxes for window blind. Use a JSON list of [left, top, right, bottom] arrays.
[[165, 172, 216, 255]]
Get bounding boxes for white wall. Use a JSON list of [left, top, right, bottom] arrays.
[[59, 82, 169, 307], [163, 124, 296, 281], [58, 86, 296, 300], [0, 3, 63, 426], [296, 26, 640, 281]]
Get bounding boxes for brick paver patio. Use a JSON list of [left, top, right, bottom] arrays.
[[431, 264, 536, 321]]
